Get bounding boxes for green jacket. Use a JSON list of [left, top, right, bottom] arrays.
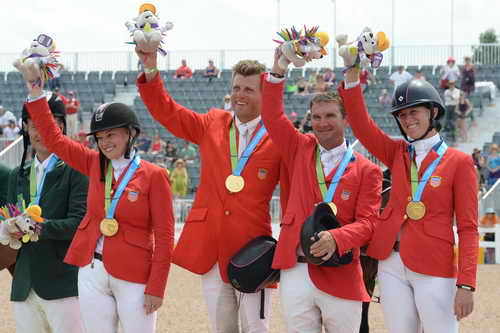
[[7, 159, 88, 301], [0, 163, 11, 207]]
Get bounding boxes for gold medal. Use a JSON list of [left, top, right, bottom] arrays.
[[100, 218, 119, 237], [225, 175, 245, 193], [328, 202, 338, 216], [406, 201, 426, 220]]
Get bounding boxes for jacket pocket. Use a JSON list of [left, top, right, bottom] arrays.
[[185, 208, 208, 223], [123, 229, 153, 250], [379, 206, 393, 220], [77, 216, 91, 230]]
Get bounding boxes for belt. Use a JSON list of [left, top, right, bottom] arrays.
[[393, 241, 400, 252], [297, 256, 308, 263], [93, 252, 103, 261]]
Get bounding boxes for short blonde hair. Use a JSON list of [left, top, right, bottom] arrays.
[[491, 144, 499, 152], [232, 60, 266, 78]]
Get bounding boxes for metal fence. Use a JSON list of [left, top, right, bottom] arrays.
[[2, 44, 500, 73], [0, 137, 23, 169]]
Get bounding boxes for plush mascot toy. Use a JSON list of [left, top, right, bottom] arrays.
[[12, 34, 61, 88], [0, 204, 44, 250], [125, 3, 174, 55], [274, 26, 329, 70], [336, 27, 390, 71]]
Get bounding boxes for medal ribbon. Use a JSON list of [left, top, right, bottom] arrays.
[[409, 141, 448, 202], [30, 155, 59, 205], [229, 120, 267, 176], [104, 155, 141, 219], [316, 144, 354, 202]]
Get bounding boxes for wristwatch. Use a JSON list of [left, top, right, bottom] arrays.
[[144, 67, 158, 74], [456, 284, 475, 292], [270, 72, 285, 79]]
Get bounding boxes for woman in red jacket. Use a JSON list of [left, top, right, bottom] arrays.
[[24, 80, 174, 333]]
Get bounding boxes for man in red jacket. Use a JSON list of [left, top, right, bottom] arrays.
[[261, 49, 382, 332], [337, 63, 478, 332], [136, 47, 289, 332]]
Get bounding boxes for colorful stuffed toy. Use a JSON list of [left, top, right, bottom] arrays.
[[12, 34, 61, 88], [336, 27, 390, 71], [274, 26, 330, 70], [125, 3, 174, 55], [0, 203, 44, 250]]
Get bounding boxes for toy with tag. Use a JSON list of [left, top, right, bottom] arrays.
[[0, 203, 44, 250], [12, 34, 61, 88], [336, 27, 390, 71], [125, 3, 174, 55], [273, 26, 329, 70]]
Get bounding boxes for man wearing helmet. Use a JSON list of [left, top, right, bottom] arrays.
[[337, 66, 478, 333], [22, 80, 174, 332], [6, 93, 88, 333]]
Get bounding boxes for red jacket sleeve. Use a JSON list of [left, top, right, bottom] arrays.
[[454, 154, 479, 288], [261, 75, 308, 170], [26, 98, 95, 176], [338, 82, 401, 169], [137, 73, 210, 145], [330, 161, 382, 255], [145, 167, 175, 297]]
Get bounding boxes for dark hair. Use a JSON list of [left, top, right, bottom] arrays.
[[309, 92, 346, 118], [232, 60, 266, 78]]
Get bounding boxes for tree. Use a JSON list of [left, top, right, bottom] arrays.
[[473, 29, 500, 65]]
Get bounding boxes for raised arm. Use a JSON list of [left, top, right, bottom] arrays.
[[339, 68, 401, 169]]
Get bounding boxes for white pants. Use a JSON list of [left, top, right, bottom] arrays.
[[279, 263, 362, 333], [78, 259, 157, 333], [201, 263, 271, 333], [378, 252, 458, 333], [13, 289, 84, 333], [66, 113, 79, 138]]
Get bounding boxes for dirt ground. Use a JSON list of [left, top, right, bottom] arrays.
[[1, 264, 499, 332]]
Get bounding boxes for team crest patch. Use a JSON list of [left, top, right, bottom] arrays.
[[128, 190, 139, 202], [430, 176, 442, 188], [341, 190, 351, 201], [257, 168, 268, 180]]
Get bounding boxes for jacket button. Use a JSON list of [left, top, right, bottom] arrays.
[[404, 214, 408, 220], [224, 210, 231, 216]]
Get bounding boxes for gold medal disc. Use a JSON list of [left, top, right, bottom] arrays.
[[225, 175, 245, 193], [406, 201, 426, 220], [328, 202, 338, 216], [100, 218, 119, 237]]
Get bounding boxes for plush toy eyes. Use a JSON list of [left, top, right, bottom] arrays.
[[369, 33, 374, 38]]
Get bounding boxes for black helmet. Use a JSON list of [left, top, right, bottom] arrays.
[[88, 102, 141, 136], [390, 80, 445, 142], [300, 203, 353, 267], [391, 80, 445, 119], [22, 92, 66, 123], [228, 236, 280, 293]]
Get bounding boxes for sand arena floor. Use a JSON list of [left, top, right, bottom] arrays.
[[1, 264, 499, 332]]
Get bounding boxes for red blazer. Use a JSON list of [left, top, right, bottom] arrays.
[[26, 98, 174, 298], [338, 83, 479, 288], [137, 73, 289, 283], [261, 77, 382, 302]]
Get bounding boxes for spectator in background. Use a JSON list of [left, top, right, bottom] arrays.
[[169, 159, 189, 197], [0, 105, 16, 129], [178, 141, 197, 163], [285, 81, 298, 95], [389, 66, 412, 93], [312, 74, 329, 93], [65, 91, 80, 138], [204, 60, 220, 80], [222, 94, 232, 111], [48, 63, 64, 91], [296, 77, 309, 95], [461, 56, 476, 96], [480, 208, 498, 264], [359, 68, 374, 92], [3, 119, 20, 146], [151, 133, 166, 155], [165, 141, 178, 160], [378, 89, 392, 107], [443, 80, 461, 140], [76, 131, 91, 148], [414, 70, 427, 81], [323, 68, 336, 87], [54, 87, 68, 104], [175, 59, 193, 79], [472, 148, 486, 191], [440, 57, 460, 89], [486, 144, 500, 188], [300, 111, 313, 133], [455, 92, 472, 142], [136, 132, 152, 153]]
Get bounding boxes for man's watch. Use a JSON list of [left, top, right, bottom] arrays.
[[270, 72, 285, 79], [456, 284, 475, 292], [144, 67, 158, 74]]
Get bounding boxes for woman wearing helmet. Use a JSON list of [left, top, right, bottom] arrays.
[[23, 82, 174, 333], [336, 67, 478, 333]]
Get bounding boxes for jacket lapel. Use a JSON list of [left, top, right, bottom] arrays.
[[418, 150, 440, 178]]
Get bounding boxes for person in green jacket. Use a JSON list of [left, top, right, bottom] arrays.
[[0, 163, 10, 206], [6, 92, 88, 333]]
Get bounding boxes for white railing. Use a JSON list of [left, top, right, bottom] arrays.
[[479, 178, 500, 218], [0, 136, 23, 168], [2, 44, 500, 72], [453, 225, 500, 264]]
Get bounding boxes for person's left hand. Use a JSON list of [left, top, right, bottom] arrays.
[[310, 231, 337, 260], [454, 288, 474, 320], [144, 294, 163, 315], [271, 47, 287, 76]]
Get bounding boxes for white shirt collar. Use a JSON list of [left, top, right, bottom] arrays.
[[111, 150, 136, 173], [319, 140, 347, 156], [34, 153, 56, 171], [233, 114, 261, 133], [410, 133, 441, 154]]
